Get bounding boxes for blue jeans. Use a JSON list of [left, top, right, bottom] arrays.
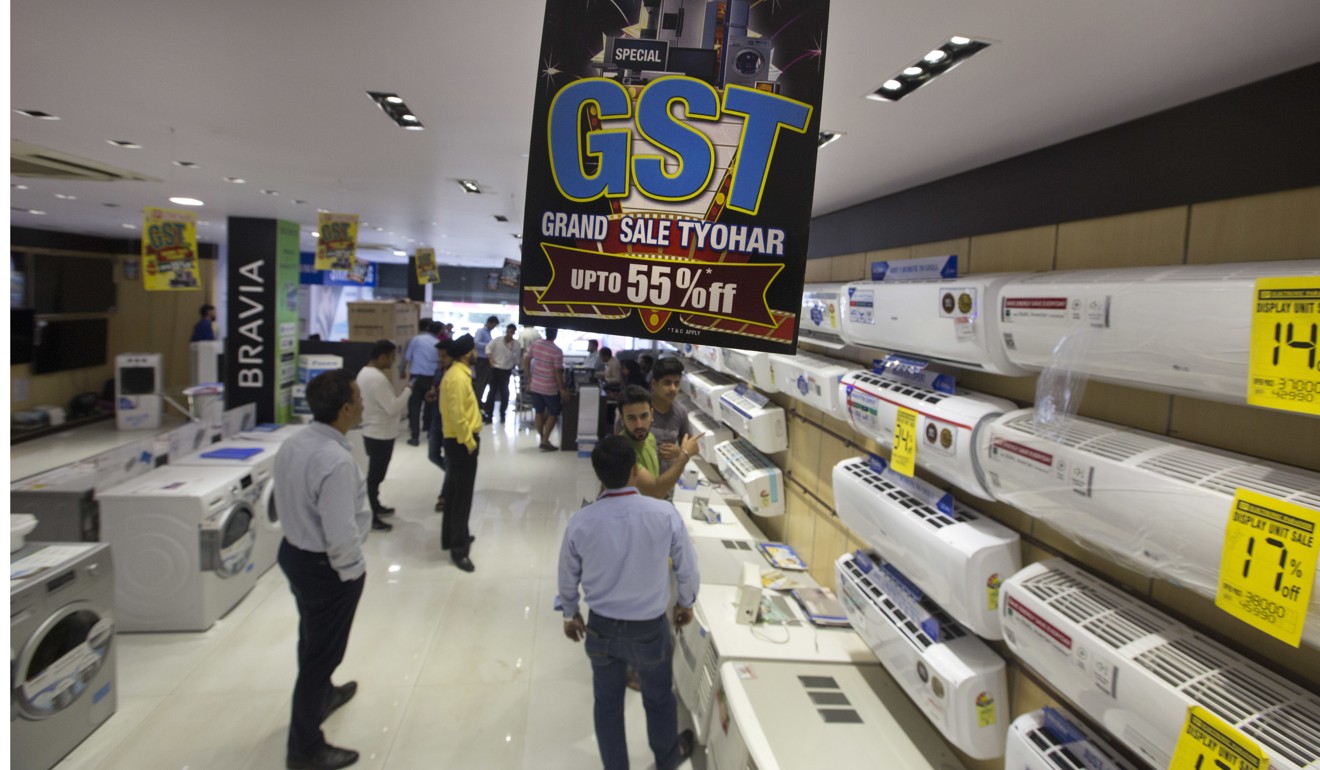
[[585, 612, 682, 770]]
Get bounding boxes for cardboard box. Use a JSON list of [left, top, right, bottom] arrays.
[[298, 354, 343, 384]]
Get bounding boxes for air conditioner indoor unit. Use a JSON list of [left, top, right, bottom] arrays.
[[719, 348, 776, 391], [1001, 559, 1320, 770], [717, 385, 787, 454], [706, 660, 966, 770], [836, 552, 1009, 760], [674, 583, 878, 745], [840, 370, 1016, 499], [768, 350, 851, 420], [978, 408, 1320, 647], [1005, 707, 1138, 770], [688, 409, 734, 464], [714, 439, 785, 517], [832, 457, 1021, 639], [839, 275, 1031, 375], [800, 283, 848, 348], [996, 260, 1320, 403], [687, 370, 741, 415], [693, 344, 724, 372]]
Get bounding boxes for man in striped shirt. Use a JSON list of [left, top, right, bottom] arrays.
[[523, 327, 569, 451]]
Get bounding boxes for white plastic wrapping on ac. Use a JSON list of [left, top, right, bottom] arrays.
[[1033, 321, 1096, 439]]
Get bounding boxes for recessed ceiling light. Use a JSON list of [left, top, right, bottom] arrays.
[[366, 91, 425, 130], [174, 161, 201, 168], [393, 250, 407, 257], [403, 125, 425, 131], [14, 109, 60, 120], [362, 221, 371, 227], [107, 140, 142, 149], [375, 226, 384, 232], [457, 179, 481, 194], [261, 189, 279, 196], [103, 202, 120, 208], [54, 193, 77, 200], [317, 209, 330, 214], [311, 231, 320, 238], [817, 131, 845, 149], [882, 79, 902, 91], [511, 233, 522, 239], [869, 36, 991, 103], [401, 114, 417, 122], [903, 66, 924, 76], [224, 177, 246, 184], [950, 36, 971, 46], [169, 197, 204, 206], [12, 184, 29, 190], [493, 214, 509, 223], [122, 223, 137, 229], [385, 96, 403, 104], [28, 210, 47, 215], [293, 199, 308, 204], [924, 50, 947, 63]]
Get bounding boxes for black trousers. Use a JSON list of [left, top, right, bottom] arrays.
[[472, 358, 493, 409], [407, 375, 434, 441], [485, 367, 513, 417], [279, 540, 365, 758], [441, 438, 478, 556], [362, 437, 394, 513]]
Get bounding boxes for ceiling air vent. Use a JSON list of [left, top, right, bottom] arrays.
[[11, 140, 158, 182]]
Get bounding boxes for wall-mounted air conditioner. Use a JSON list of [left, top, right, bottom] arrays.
[[1001, 559, 1320, 770], [714, 439, 785, 517], [687, 370, 741, 415], [717, 386, 787, 454], [832, 457, 1020, 639], [996, 261, 1320, 402], [836, 552, 1009, 759], [693, 344, 724, 372], [1005, 707, 1139, 770], [839, 275, 1031, 375], [720, 348, 776, 391], [800, 283, 848, 347], [688, 408, 734, 464], [768, 350, 851, 420], [979, 408, 1320, 647], [706, 660, 966, 770], [674, 583, 878, 745], [840, 370, 1015, 499]]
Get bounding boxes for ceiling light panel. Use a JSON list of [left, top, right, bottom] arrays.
[[107, 139, 142, 148], [367, 91, 426, 130], [14, 109, 60, 120], [868, 36, 991, 103], [457, 179, 481, 194]]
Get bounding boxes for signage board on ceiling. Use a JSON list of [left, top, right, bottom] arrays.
[[518, 0, 831, 353]]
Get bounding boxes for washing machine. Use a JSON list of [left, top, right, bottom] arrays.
[[96, 465, 260, 632], [170, 440, 281, 577], [237, 423, 305, 444], [11, 542, 117, 770]]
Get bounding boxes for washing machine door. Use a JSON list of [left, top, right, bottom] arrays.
[[12, 601, 114, 720], [199, 500, 256, 577], [258, 479, 282, 535]]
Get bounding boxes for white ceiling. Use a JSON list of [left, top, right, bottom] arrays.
[[11, 0, 1320, 268]]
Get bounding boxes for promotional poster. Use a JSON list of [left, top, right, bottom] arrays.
[[416, 247, 440, 285], [141, 207, 200, 291], [519, 0, 830, 352], [315, 212, 359, 271]]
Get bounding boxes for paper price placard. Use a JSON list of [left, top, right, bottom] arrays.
[[1167, 706, 1268, 770], [890, 407, 919, 477], [1214, 488, 1318, 647], [1247, 276, 1320, 416]]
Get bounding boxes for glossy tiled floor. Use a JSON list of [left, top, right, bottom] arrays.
[[14, 412, 698, 770]]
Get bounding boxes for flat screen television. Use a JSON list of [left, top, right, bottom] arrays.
[[32, 318, 109, 374], [11, 308, 35, 365], [32, 255, 117, 314]]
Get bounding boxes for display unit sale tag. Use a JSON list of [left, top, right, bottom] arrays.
[[1214, 488, 1318, 647], [1247, 276, 1320, 416], [1167, 706, 1268, 770], [890, 407, 919, 477]]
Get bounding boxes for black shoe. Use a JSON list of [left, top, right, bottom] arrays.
[[322, 681, 357, 722], [659, 729, 694, 770], [371, 517, 393, 532], [406, 438, 420, 446], [482, 414, 493, 424], [287, 744, 360, 770], [375, 506, 395, 516], [452, 555, 475, 572]]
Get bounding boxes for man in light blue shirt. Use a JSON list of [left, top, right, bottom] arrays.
[[472, 315, 499, 423], [558, 435, 698, 770], [403, 321, 441, 445]]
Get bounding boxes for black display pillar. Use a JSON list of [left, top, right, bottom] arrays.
[[225, 217, 301, 423]]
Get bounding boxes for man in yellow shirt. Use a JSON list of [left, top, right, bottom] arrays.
[[440, 334, 484, 573]]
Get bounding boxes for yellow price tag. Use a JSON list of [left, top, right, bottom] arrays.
[[1247, 276, 1320, 416], [890, 407, 918, 477], [1168, 706, 1268, 770], [1214, 488, 1318, 647]]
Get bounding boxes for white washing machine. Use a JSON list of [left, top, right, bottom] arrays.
[[237, 423, 305, 444], [11, 542, 117, 770], [170, 440, 281, 577], [96, 465, 260, 632]]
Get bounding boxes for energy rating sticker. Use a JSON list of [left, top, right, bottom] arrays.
[[1214, 488, 1318, 647], [1247, 276, 1320, 416], [890, 407, 919, 477], [1168, 706, 1268, 770]]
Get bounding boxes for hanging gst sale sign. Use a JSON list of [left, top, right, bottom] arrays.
[[141, 207, 200, 291], [519, 0, 831, 353], [315, 212, 359, 271], [415, 247, 440, 285]]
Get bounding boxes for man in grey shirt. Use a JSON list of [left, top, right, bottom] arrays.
[[275, 369, 369, 770]]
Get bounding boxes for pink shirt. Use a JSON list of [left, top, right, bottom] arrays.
[[528, 338, 564, 395]]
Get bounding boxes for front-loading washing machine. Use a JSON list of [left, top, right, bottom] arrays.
[[11, 542, 117, 770], [170, 440, 281, 577], [96, 465, 260, 632]]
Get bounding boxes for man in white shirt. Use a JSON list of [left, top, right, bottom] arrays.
[[484, 323, 521, 423], [355, 340, 411, 532]]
